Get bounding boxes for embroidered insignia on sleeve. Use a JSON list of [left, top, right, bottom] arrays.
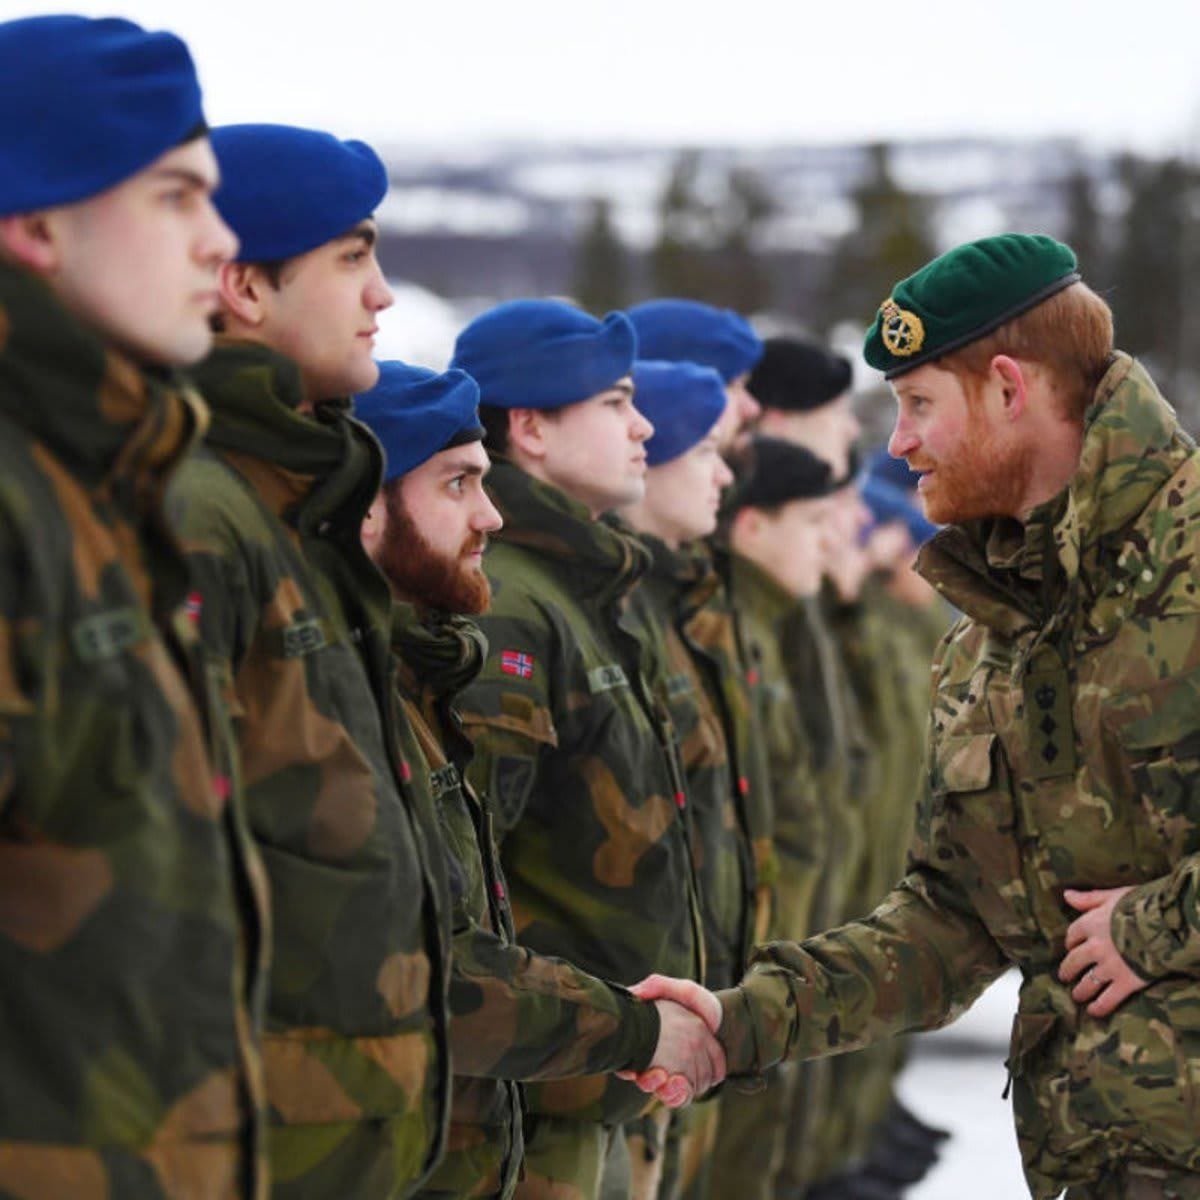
[[880, 298, 926, 357]]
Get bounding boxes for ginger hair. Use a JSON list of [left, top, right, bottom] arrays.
[[937, 281, 1114, 420]]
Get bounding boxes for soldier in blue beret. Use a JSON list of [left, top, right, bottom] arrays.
[[357, 360, 728, 1200], [0, 14, 270, 1197], [166, 125, 458, 1199], [627, 299, 765, 449], [451, 301, 723, 1200], [630, 233, 1200, 1200]]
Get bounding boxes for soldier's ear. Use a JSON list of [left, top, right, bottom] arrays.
[[0, 212, 60, 274], [218, 261, 271, 328], [507, 407, 548, 462], [991, 354, 1028, 424]]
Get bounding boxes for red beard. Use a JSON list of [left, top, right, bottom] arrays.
[[916, 406, 1033, 525], [377, 491, 491, 615]]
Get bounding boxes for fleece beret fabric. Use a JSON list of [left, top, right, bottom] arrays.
[[627, 299, 763, 382], [451, 299, 637, 411], [211, 123, 388, 262], [355, 360, 483, 483], [861, 474, 937, 546], [726, 435, 834, 513], [0, 15, 204, 216], [633, 360, 728, 466], [863, 234, 1080, 379], [747, 337, 852, 413]]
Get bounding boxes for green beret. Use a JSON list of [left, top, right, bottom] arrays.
[[863, 234, 1080, 379]]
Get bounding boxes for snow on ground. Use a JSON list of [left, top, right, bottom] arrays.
[[897, 970, 1029, 1198]]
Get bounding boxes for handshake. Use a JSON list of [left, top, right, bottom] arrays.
[[616, 975, 727, 1108]]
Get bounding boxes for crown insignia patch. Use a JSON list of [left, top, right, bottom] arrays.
[[879, 299, 925, 357]]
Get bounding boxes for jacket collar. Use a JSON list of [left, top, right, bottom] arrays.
[[0, 261, 206, 503], [190, 339, 382, 536], [485, 458, 649, 605]]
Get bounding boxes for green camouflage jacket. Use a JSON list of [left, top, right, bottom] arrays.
[[169, 342, 452, 1199], [392, 606, 660, 1198], [458, 460, 703, 1125], [729, 555, 826, 942], [627, 535, 760, 989], [787, 590, 873, 926], [0, 265, 268, 1198], [709, 541, 778, 943], [718, 354, 1200, 1197]]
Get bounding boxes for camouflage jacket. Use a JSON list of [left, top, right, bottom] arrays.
[[169, 342, 452, 1199], [458, 460, 703, 1125], [626, 535, 760, 989], [729, 555, 826, 942], [718, 354, 1200, 1197], [787, 590, 873, 926], [392, 606, 660, 1198], [0, 265, 268, 1198]]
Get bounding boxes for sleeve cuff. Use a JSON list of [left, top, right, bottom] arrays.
[[612, 987, 661, 1073], [1111, 879, 1183, 981]]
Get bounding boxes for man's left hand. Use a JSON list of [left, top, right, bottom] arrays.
[[1059, 886, 1149, 1017]]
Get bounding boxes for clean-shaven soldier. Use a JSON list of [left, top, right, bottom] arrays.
[[0, 16, 270, 1199], [616, 361, 748, 1200], [357, 362, 724, 1200], [168, 125, 452, 1199], [451, 301, 713, 1200]]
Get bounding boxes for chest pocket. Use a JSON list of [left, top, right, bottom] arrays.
[[460, 693, 557, 834], [1106, 672, 1200, 870], [923, 730, 1031, 945]]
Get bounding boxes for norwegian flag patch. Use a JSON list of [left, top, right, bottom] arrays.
[[185, 591, 203, 625], [500, 650, 535, 679]]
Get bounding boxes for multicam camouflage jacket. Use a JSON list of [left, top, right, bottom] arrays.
[[0, 265, 269, 1198], [718, 353, 1200, 1198], [626, 535, 761, 989], [458, 460, 703, 1125], [728, 554, 826, 943], [169, 342, 452, 1199], [392, 605, 660, 1199]]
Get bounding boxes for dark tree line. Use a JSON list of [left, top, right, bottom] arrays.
[[573, 144, 1200, 427]]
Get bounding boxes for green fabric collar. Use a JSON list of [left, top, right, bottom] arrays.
[[391, 602, 487, 701], [0, 261, 204, 496], [731, 551, 799, 631], [485, 458, 649, 605], [190, 339, 383, 535]]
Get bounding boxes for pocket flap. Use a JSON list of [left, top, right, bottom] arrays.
[[1005, 1009, 1058, 1078], [933, 732, 996, 794], [460, 694, 557, 748]]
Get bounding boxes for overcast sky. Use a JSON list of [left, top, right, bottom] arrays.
[[7, 0, 1200, 154]]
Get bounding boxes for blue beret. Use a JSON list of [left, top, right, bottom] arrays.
[[355, 361, 484, 484], [633, 361, 728, 467], [451, 300, 636, 410], [0, 15, 204, 217], [626, 300, 763, 382], [866, 446, 922, 493], [211, 124, 388, 262], [861, 475, 937, 546]]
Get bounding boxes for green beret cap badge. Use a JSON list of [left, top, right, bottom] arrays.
[[879, 299, 925, 358], [863, 233, 1080, 379]]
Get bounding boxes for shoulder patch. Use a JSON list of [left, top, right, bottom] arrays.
[[500, 649, 535, 679], [491, 754, 537, 827]]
